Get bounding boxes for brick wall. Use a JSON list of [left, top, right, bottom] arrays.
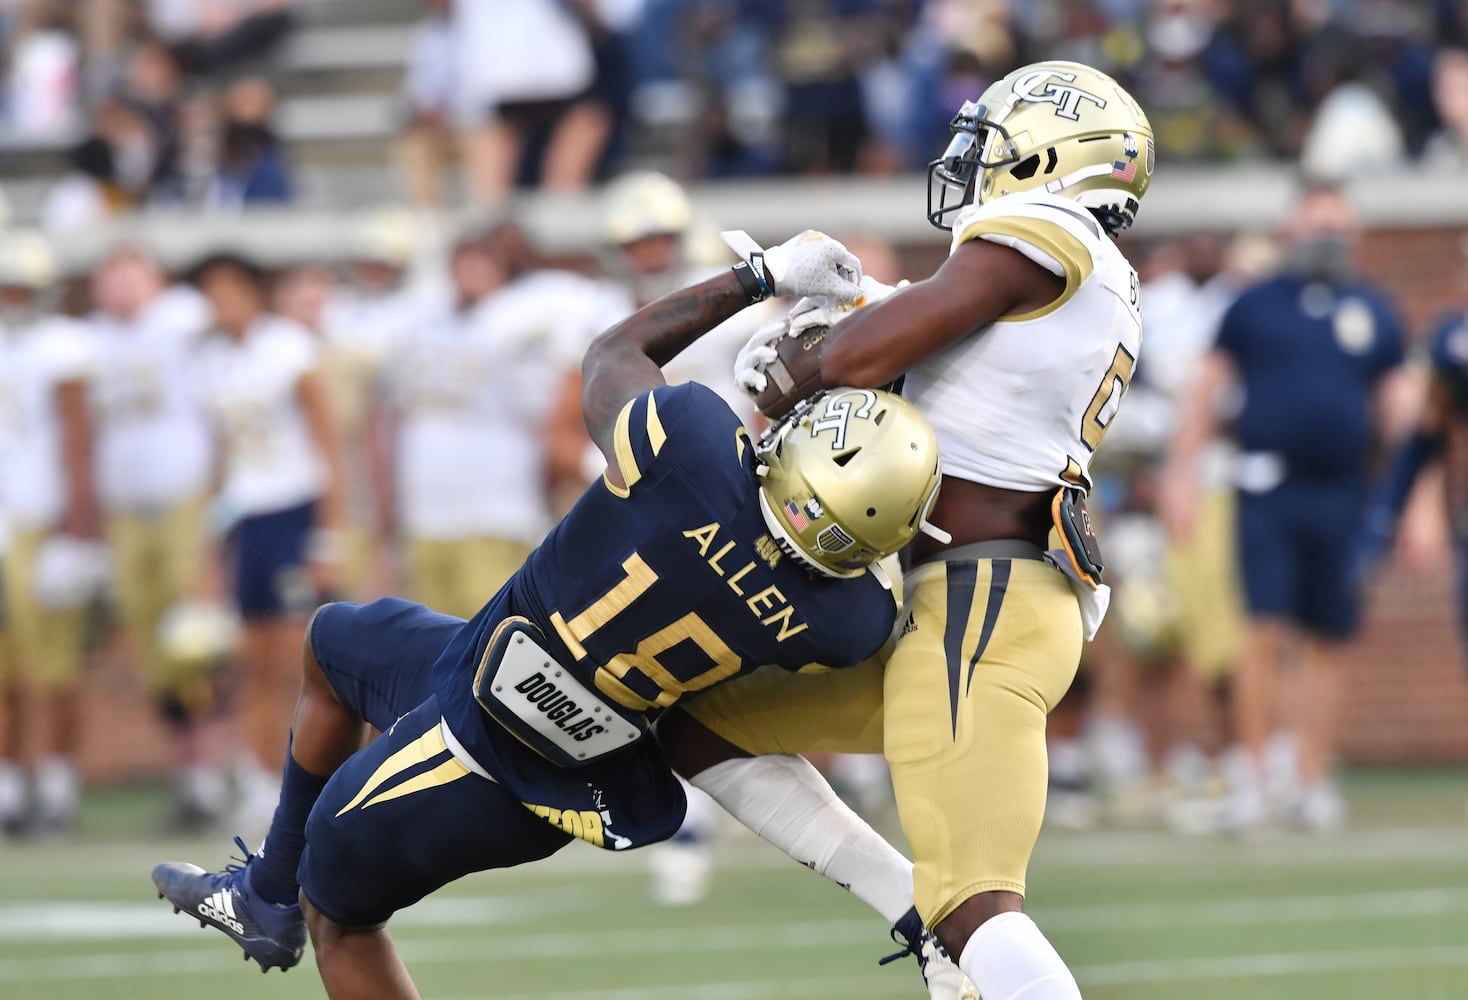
[[75, 224, 1468, 783]]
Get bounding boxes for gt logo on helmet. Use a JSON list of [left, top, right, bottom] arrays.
[[1012, 69, 1107, 121], [809, 389, 878, 451]]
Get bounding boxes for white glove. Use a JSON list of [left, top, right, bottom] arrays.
[[734, 316, 789, 396], [763, 230, 863, 300], [724, 229, 864, 302], [857, 273, 909, 305]]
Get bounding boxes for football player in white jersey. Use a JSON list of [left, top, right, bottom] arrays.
[[371, 227, 595, 620], [658, 62, 1155, 1000], [189, 254, 347, 832], [89, 245, 226, 828], [0, 230, 103, 834]]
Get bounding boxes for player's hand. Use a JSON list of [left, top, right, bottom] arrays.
[[1157, 465, 1200, 544], [761, 231, 863, 302], [734, 317, 788, 396]]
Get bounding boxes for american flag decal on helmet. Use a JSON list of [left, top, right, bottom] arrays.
[[1111, 160, 1136, 181], [784, 500, 809, 531]]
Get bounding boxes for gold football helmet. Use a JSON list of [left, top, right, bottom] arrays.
[[927, 60, 1154, 235], [756, 388, 946, 578], [0, 228, 57, 288], [603, 171, 693, 246]]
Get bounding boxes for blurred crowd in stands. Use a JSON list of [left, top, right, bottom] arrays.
[[3, 0, 1467, 219], [1, 0, 295, 227]]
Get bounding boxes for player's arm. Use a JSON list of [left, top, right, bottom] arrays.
[[1352, 368, 1451, 582], [55, 377, 99, 538], [582, 270, 755, 487], [819, 238, 1064, 388], [296, 369, 348, 578], [584, 234, 862, 487], [1159, 348, 1236, 543]]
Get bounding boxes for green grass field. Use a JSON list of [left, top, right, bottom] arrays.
[[1, 768, 1466, 999]]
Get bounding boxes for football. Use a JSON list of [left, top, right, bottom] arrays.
[[755, 321, 833, 419]]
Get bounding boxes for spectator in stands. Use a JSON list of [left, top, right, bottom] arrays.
[[451, 0, 611, 201], [770, 0, 877, 174], [1162, 185, 1415, 834], [1423, 46, 1468, 169], [146, 0, 296, 78], [3, 0, 81, 137], [1129, 0, 1262, 161], [207, 77, 292, 208], [42, 96, 159, 228], [397, 0, 455, 207], [118, 39, 187, 200], [188, 252, 344, 833], [88, 246, 224, 831]]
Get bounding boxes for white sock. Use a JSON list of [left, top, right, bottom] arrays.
[[0, 761, 26, 819], [35, 755, 79, 822], [692, 754, 914, 924], [959, 911, 1081, 1000]]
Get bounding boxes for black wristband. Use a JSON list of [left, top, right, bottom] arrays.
[[731, 260, 770, 305]]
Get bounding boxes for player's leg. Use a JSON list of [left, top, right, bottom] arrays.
[[153, 597, 469, 970], [299, 896, 420, 1000], [297, 695, 572, 998], [662, 664, 978, 1000], [1293, 485, 1362, 831], [884, 558, 1084, 1000], [23, 538, 88, 833], [1227, 488, 1298, 829]]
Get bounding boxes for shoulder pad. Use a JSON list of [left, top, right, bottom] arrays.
[[950, 192, 1102, 289]]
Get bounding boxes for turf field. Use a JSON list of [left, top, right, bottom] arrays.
[[1, 768, 1465, 1000]]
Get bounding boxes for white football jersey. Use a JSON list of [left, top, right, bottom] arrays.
[[89, 285, 214, 512], [192, 315, 325, 517], [0, 315, 97, 530], [389, 269, 604, 541], [902, 190, 1143, 492]]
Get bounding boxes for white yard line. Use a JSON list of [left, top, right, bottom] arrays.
[[3, 885, 1467, 946], [6, 895, 1468, 986], [1075, 943, 1468, 986]]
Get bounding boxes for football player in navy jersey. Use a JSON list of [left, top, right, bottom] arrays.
[[151, 233, 953, 999]]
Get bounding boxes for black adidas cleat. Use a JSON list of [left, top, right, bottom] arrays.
[[152, 836, 307, 972]]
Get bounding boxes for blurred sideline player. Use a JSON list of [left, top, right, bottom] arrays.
[[1098, 232, 1248, 829], [1163, 186, 1414, 833], [151, 236, 967, 998], [0, 230, 104, 834], [320, 207, 449, 599], [190, 254, 347, 832], [660, 61, 1153, 1000], [89, 245, 228, 828], [372, 226, 604, 619]]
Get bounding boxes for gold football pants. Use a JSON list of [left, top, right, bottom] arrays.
[[688, 556, 1083, 924]]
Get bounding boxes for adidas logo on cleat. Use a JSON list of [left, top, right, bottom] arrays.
[[198, 892, 245, 936]]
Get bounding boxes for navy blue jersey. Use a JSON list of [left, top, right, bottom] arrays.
[[1214, 276, 1404, 480], [1429, 310, 1468, 416], [430, 382, 896, 843]]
